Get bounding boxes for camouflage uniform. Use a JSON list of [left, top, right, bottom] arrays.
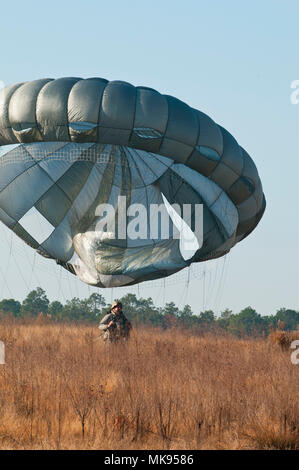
[[98, 310, 131, 344]]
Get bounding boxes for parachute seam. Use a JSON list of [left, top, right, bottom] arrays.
[[128, 87, 137, 144], [97, 81, 109, 138], [124, 146, 156, 247], [0, 148, 37, 197], [192, 106, 201, 154], [157, 96, 170, 154], [210, 160, 240, 193], [29, 160, 88, 239], [125, 146, 156, 182], [0, 142, 71, 196], [35, 79, 54, 139], [182, 106, 200, 163], [66, 79, 84, 143], [92, 78, 108, 142], [4, 83, 24, 144], [37, 158, 95, 230], [34, 168, 74, 223]]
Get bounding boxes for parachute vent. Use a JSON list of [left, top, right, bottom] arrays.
[[69, 122, 98, 132], [133, 128, 163, 139], [196, 146, 220, 162]]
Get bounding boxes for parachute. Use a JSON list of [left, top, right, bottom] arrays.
[[0, 77, 266, 288]]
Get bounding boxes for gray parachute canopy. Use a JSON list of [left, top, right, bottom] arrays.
[[0, 77, 265, 288]]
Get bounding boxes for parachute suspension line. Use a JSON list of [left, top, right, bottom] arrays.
[[207, 268, 211, 300], [15, 233, 46, 293], [208, 259, 220, 312], [162, 278, 166, 308], [217, 254, 230, 315], [0, 225, 30, 293], [0, 227, 13, 298], [202, 264, 206, 312], [153, 280, 162, 308], [53, 261, 63, 302], [11, 242, 30, 293], [214, 255, 229, 315], [28, 252, 36, 291], [110, 288, 114, 304], [205, 268, 213, 311], [0, 226, 13, 298], [56, 266, 65, 303], [29, 208, 59, 291], [9, 229, 12, 255], [179, 266, 190, 310], [24, 251, 41, 292], [213, 259, 223, 314], [0, 261, 14, 298], [56, 265, 62, 300], [137, 283, 140, 299], [74, 274, 80, 299], [66, 269, 74, 300], [184, 265, 191, 307], [212, 257, 224, 314]]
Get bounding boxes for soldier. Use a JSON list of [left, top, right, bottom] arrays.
[[98, 300, 132, 344]]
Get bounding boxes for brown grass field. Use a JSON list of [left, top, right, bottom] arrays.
[[0, 320, 298, 450]]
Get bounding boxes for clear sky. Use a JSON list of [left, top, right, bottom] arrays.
[[0, 0, 298, 316]]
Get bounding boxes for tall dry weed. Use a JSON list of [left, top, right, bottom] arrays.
[[268, 329, 299, 351]]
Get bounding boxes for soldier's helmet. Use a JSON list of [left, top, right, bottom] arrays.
[[111, 300, 122, 310]]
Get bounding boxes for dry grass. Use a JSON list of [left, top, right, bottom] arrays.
[[268, 329, 299, 351], [0, 320, 298, 450]]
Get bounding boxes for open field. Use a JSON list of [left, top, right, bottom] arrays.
[[0, 320, 298, 450]]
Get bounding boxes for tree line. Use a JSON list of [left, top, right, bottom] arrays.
[[0, 287, 298, 337]]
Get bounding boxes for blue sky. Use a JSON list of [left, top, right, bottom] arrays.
[[0, 0, 298, 316]]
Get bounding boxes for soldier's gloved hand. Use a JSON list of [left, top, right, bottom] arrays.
[[108, 320, 115, 328]]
